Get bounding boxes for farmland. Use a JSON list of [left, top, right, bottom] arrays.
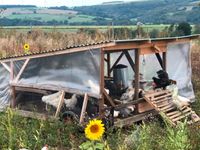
[[0, 26, 200, 149]]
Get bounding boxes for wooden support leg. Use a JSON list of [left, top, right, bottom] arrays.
[[79, 93, 89, 124], [55, 91, 65, 118], [99, 48, 105, 118], [134, 49, 140, 113], [163, 52, 167, 71], [107, 53, 111, 77]]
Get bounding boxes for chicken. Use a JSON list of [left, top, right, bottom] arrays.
[[64, 94, 77, 109], [41, 145, 48, 150], [42, 92, 77, 110], [152, 70, 176, 89], [120, 87, 143, 103], [172, 87, 190, 109], [42, 91, 62, 108]]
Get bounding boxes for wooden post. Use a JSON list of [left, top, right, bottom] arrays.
[[163, 52, 167, 71], [79, 93, 89, 124], [10, 61, 16, 108], [99, 48, 105, 118], [55, 91, 65, 118], [134, 49, 140, 100], [107, 53, 111, 77]]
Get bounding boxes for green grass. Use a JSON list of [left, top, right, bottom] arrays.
[[6, 13, 96, 23]]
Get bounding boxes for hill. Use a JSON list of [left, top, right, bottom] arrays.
[[0, 0, 200, 26]]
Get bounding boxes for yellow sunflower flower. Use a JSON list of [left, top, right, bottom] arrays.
[[85, 119, 105, 141], [23, 44, 30, 51]]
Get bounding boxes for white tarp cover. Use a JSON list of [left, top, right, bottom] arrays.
[[110, 42, 195, 100], [15, 49, 101, 95], [0, 64, 11, 111]]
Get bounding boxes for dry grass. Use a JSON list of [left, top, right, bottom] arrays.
[[0, 28, 110, 58]]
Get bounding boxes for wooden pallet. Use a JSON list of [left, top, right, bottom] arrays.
[[144, 90, 200, 126]]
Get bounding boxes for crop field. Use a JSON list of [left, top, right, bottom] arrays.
[[0, 25, 170, 33], [0, 28, 199, 149]]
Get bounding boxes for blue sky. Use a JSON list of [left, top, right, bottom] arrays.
[[0, 0, 143, 7]]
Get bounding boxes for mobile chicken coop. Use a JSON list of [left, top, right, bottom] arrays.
[[0, 35, 200, 126]]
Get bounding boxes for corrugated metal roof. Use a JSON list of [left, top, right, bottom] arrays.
[[0, 40, 112, 61], [0, 34, 199, 61]]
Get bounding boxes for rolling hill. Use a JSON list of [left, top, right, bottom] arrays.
[[0, 0, 200, 26]]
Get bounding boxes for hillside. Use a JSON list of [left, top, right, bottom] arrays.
[[0, 0, 200, 26]]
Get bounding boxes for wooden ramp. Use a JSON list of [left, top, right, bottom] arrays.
[[144, 90, 200, 126]]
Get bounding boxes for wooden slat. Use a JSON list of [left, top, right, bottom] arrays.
[[172, 111, 192, 122], [14, 58, 30, 83], [146, 90, 170, 98], [103, 89, 116, 107], [79, 93, 89, 124], [154, 97, 172, 104], [0, 62, 11, 72], [169, 108, 191, 120], [158, 102, 173, 108], [153, 93, 172, 101], [162, 106, 176, 113], [123, 51, 135, 72], [109, 52, 124, 74], [55, 91, 65, 118], [10, 82, 100, 98]]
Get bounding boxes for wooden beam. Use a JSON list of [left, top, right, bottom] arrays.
[[15, 86, 50, 95], [123, 51, 135, 72], [55, 91, 65, 118], [109, 52, 124, 74], [134, 49, 140, 100], [14, 58, 30, 83], [103, 89, 115, 107], [79, 93, 89, 124], [114, 109, 158, 127], [155, 53, 164, 69], [99, 48, 105, 118], [107, 53, 111, 77], [10, 82, 100, 99], [163, 52, 167, 71], [14, 109, 56, 121], [10, 61, 16, 108], [0, 62, 11, 72]]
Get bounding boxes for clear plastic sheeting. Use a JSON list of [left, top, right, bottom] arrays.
[[110, 42, 194, 100], [16, 49, 101, 95], [0, 64, 11, 111], [167, 42, 195, 101]]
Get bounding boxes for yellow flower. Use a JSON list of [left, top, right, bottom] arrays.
[[85, 119, 105, 141], [23, 43, 30, 51]]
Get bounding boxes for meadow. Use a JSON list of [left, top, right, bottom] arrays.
[[0, 28, 199, 149]]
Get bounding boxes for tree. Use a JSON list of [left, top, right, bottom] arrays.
[[176, 22, 192, 36], [193, 24, 200, 34]]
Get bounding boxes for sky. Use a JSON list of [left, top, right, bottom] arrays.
[[0, 0, 142, 7]]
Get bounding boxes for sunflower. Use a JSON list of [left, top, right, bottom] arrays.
[[24, 44, 30, 51], [85, 119, 105, 141]]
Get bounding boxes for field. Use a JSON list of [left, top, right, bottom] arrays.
[[0, 25, 170, 33], [0, 28, 200, 149]]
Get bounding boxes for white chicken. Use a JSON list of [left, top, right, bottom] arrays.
[[172, 87, 190, 109], [64, 94, 77, 109], [42, 91, 62, 108], [42, 92, 77, 109]]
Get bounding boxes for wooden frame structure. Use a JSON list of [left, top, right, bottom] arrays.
[[0, 35, 199, 126]]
